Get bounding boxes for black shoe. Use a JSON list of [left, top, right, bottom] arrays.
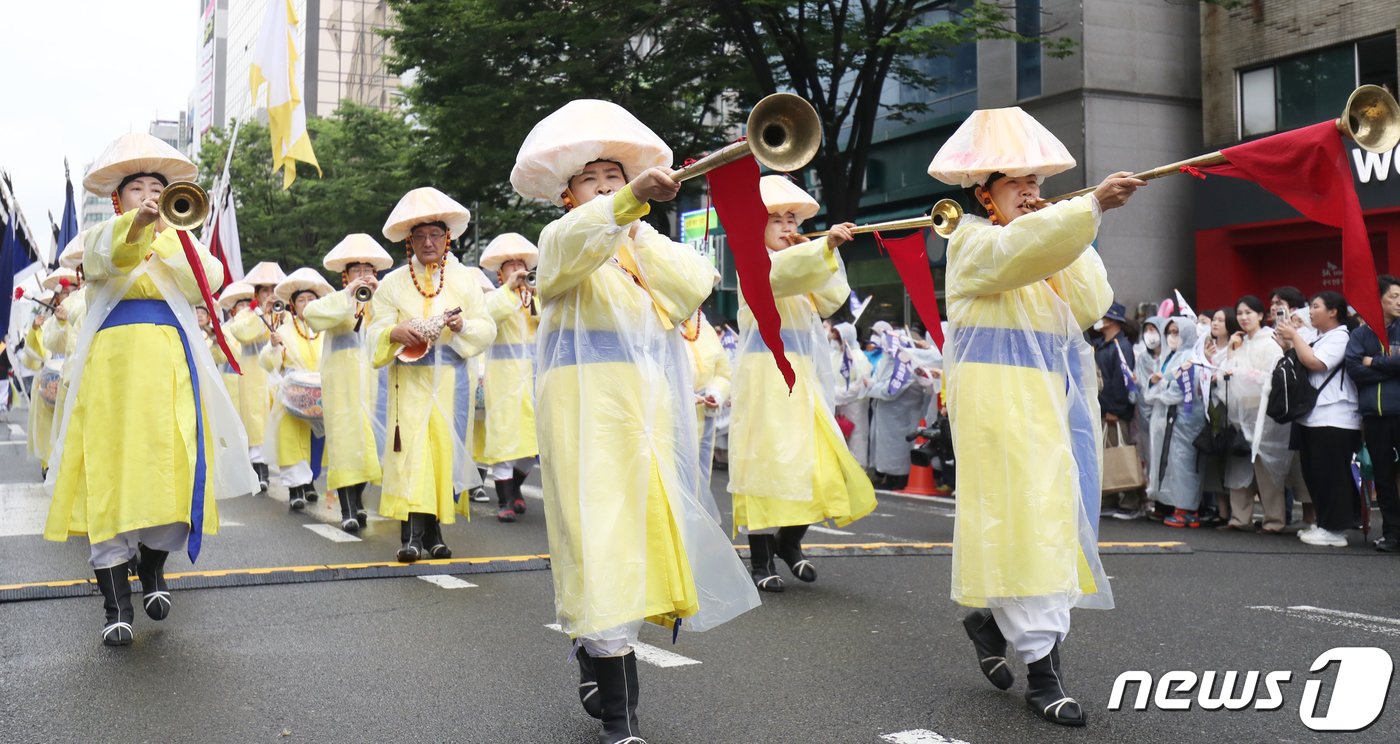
[[1025, 643, 1086, 726], [1376, 536, 1400, 553], [774, 525, 816, 582], [305, 487, 318, 503], [353, 482, 369, 527], [396, 515, 425, 563], [337, 488, 360, 533], [288, 484, 307, 512], [748, 534, 784, 593], [423, 515, 451, 559], [496, 479, 517, 523], [962, 609, 1013, 691], [577, 645, 603, 720], [94, 565, 134, 647], [254, 463, 269, 493], [135, 545, 171, 621], [594, 651, 645, 744], [512, 467, 530, 490]]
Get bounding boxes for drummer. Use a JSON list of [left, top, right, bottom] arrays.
[[304, 235, 394, 533], [369, 187, 495, 563], [261, 268, 331, 512], [227, 261, 287, 492], [478, 233, 541, 523]]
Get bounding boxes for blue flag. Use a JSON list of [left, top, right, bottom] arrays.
[[57, 161, 79, 261]]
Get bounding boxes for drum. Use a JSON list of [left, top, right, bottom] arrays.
[[280, 370, 324, 423], [38, 360, 63, 407]]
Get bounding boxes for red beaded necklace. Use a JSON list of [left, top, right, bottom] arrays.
[[408, 256, 446, 299], [292, 315, 319, 341], [680, 309, 702, 342]]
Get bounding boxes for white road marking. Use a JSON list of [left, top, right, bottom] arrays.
[[0, 482, 51, 536], [221, 520, 245, 528], [881, 730, 972, 744], [544, 624, 701, 668], [520, 485, 544, 500], [1249, 605, 1400, 637], [808, 525, 855, 536], [303, 523, 362, 542], [8, 424, 23, 437], [418, 574, 477, 589], [0, 441, 24, 446]]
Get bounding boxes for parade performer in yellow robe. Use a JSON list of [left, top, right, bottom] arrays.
[[928, 107, 1144, 726], [729, 176, 876, 592], [262, 268, 330, 511], [512, 98, 759, 744], [48, 237, 92, 468], [683, 309, 730, 504], [217, 281, 255, 419], [31, 269, 78, 470], [305, 234, 393, 532], [226, 261, 286, 492], [370, 188, 495, 563], [478, 232, 541, 523], [466, 266, 495, 503], [46, 133, 255, 647]]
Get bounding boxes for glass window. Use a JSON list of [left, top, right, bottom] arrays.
[[1240, 67, 1275, 137], [1016, 0, 1042, 100], [1276, 45, 1353, 131], [1358, 33, 1398, 94]]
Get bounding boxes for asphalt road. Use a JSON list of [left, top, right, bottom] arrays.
[[2, 403, 1399, 743]]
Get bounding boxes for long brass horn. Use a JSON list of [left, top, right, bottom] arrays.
[[157, 181, 210, 232], [669, 93, 822, 182], [803, 201, 943, 238], [929, 84, 1400, 239]]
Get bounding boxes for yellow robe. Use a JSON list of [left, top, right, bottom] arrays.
[[27, 321, 54, 466], [684, 315, 730, 496], [729, 239, 876, 532], [46, 211, 224, 545], [480, 286, 540, 464], [226, 307, 272, 447], [944, 197, 1114, 610], [369, 254, 494, 522], [304, 289, 383, 490], [47, 287, 89, 469], [260, 317, 324, 469], [534, 187, 758, 639]]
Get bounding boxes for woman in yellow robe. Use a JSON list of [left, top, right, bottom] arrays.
[[261, 268, 330, 511], [225, 261, 287, 492], [370, 187, 495, 563], [928, 107, 1143, 726], [304, 234, 392, 532], [46, 133, 255, 647], [682, 310, 730, 505], [512, 98, 758, 744], [26, 304, 53, 470], [729, 176, 876, 592], [478, 233, 541, 522]]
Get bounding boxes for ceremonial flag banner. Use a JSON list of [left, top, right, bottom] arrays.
[[874, 228, 944, 351], [250, 0, 320, 189], [58, 162, 78, 254], [1201, 122, 1385, 346], [1, 210, 35, 340]]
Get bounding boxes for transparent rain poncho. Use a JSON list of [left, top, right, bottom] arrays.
[[1221, 326, 1290, 489], [1142, 319, 1206, 511], [258, 315, 324, 471], [304, 288, 386, 491], [533, 192, 759, 643], [943, 196, 1114, 613], [479, 285, 540, 464]]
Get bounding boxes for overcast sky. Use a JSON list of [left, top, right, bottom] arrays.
[[0, 1, 198, 257]]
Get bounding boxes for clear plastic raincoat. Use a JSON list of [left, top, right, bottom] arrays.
[[260, 316, 324, 471], [1222, 327, 1290, 489], [480, 286, 539, 464], [868, 332, 934, 476], [683, 311, 730, 505], [1141, 320, 1205, 510], [226, 308, 272, 447], [729, 239, 876, 532], [369, 254, 494, 523], [304, 289, 384, 490], [533, 189, 759, 641], [832, 322, 874, 468], [46, 286, 89, 466], [944, 197, 1114, 612]]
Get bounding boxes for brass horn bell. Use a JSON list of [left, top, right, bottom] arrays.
[[353, 285, 374, 303], [157, 181, 210, 232], [670, 93, 822, 182]]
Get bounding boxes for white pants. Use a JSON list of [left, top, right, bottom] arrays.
[[249, 445, 264, 465], [488, 458, 534, 481], [580, 621, 643, 658], [990, 600, 1071, 663], [280, 460, 312, 488], [90, 523, 189, 570]]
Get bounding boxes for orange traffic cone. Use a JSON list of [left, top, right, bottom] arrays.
[[898, 419, 948, 497]]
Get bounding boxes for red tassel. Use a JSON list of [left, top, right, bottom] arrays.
[[393, 424, 402, 453]]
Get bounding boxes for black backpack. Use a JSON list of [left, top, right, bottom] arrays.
[[1266, 348, 1342, 424]]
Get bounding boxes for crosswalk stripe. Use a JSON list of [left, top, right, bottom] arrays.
[[7, 424, 23, 437], [808, 525, 855, 536], [303, 523, 361, 543], [543, 624, 701, 668], [881, 730, 971, 744], [417, 574, 477, 589]]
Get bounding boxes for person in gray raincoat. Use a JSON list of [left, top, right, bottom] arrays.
[[1141, 317, 1205, 527], [867, 322, 938, 487]]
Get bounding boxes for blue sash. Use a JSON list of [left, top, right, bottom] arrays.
[[99, 299, 208, 562]]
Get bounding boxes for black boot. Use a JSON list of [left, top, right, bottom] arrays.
[[576, 645, 603, 720], [1025, 643, 1086, 726], [288, 484, 307, 511], [337, 488, 360, 533], [962, 609, 1013, 690], [352, 482, 369, 527], [94, 565, 134, 646], [305, 483, 319, 503], [397, 514, 426, 563], [135, 545, 171, 621], [512, 466, 530, 490], [594, 651, 645, 744], [423, 515, 452, 559], [496, 479, 517, 523], [774, 524, 816, 582], [511, 473, 527, 515], [748, 534, 784, 592], [254, 463, 269, 493]]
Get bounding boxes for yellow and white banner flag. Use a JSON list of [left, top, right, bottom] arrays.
[[250, 0, 320, 189]]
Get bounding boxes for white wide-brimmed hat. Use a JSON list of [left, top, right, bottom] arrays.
[[511, 100, 672, 206], [57, 234, 85, 270], [274, 267, 335, 303], [41, 268, 79, 292], [83, 133, 198, 196], [759, 175, 820, 222], [465, 266, 496, 292], [927, 107, 1076, 188], [324, 233, 394, 273], [218, 281, 255, 310], [382, 187, 471, 243], [479, 233, 539, 273], [243, 261, 287, 287]]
